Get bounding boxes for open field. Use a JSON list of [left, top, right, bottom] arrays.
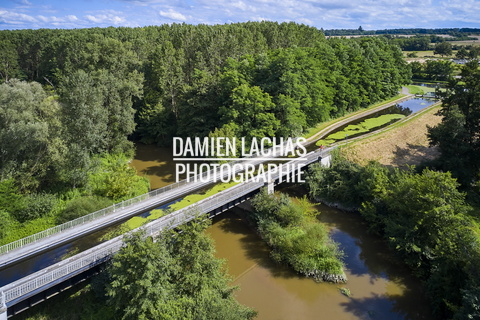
[[341, 104, 442, 168], [448, 35, 480, 46]]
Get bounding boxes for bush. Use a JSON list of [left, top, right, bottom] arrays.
[[0, 179, 25, 215], [12, 193, 57, 223], [56, 196, 113, 224]]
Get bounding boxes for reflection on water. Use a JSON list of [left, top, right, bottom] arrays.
[[206, 185, 432, 320], [129, 143, 177, 189], [319, 98, 438, 145], [131, 143, 432, 319]]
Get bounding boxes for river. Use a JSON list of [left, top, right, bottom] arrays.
[[131, 144, 432, 320]]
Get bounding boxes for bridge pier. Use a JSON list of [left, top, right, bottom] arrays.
[[266, 179, 274, 195], [1, 292, 6, 320]]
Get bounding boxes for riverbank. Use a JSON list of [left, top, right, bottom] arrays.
[[341, 102, 442, 167], [206, 186, 432, 320]]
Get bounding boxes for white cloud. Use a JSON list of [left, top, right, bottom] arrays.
[[0, 10, 37, 24], [67, 15, 78, 22], [0, 0, 479, 30], [159, 8, 187, 21], [85, 14, 126, 25]]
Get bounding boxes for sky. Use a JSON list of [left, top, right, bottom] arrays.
[[0, 0, 479, 31]]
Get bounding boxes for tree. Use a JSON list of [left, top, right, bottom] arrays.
[[428, 61, 480, 184], [455, 47, 469, 60], [362, 168, 469, 273], [424, 60, 454, 81], [106, 217, 256, 320], [0, 40, 20, 82], [220, 83, 279, 141], [434, 41, 453, 57], [0, 80, 65, 190]]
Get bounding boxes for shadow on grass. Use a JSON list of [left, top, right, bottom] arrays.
[[391, 144, 439, 168]]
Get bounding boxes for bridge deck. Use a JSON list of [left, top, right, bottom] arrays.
[[0, 146, 295, 269], [0, 149, 330, 314]]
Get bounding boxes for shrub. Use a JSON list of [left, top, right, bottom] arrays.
[[56, 196, 113, 224], [13, 193, 57, 223]]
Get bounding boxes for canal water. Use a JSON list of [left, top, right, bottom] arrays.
[[317, 97, 437, 146], [133, 144, 433, 320]]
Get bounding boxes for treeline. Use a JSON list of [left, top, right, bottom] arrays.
[[324, 27, 480, 36], [0, 22, 409, 146], [305, 155, 480, 319], [250, 191, 346, 282], [410, 60, 454, 81]]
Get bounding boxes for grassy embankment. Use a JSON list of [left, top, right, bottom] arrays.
[[341, 100, 442, 168], [304, 94, 406, 140]]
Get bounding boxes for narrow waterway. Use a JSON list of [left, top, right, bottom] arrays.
[[133, 144, 432, 320]]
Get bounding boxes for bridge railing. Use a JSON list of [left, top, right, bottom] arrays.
[[0, 139, 299, 256], [1, 149, 326, 305], [0, 171, 273, 305]]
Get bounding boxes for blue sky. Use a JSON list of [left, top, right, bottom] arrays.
[[0, 0, 479, 30]]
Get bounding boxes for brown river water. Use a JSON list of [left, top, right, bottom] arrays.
[[131, 143, 432, 320]]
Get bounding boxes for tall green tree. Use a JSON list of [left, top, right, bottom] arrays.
[[434, 41, 453, 57], [0, 80, 65, 190], [428, 60, 480, 184], [0, 40, 20, 82]]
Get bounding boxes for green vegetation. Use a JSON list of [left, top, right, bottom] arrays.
[[16, 216, 257, 320], [410, 60, 454, 81], [306, 153, 480, 319], [406, 84, 436, 95], [250, 190, 346, 282], [339, 287, 351, 297], [56, 196, 113, 224], [316, 114, 405, 146], [303, 93, 405, 139], [107, 217, 257, 320], [0, 23, 409, 147], [428, 60, 480, 185]]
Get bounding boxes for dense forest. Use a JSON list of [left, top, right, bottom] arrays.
[[0, 21, 410, 246]]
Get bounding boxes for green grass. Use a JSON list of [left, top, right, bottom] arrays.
[[316, 114, 405, 146], [115, 180, 240, 232], [340, 102, 442, 148], [406, 85, 436, 95], [303, 94, 406, 139]]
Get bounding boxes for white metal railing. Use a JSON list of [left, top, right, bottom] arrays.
[[0, 139, 300, 256], [0, 149, 326, 305]]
